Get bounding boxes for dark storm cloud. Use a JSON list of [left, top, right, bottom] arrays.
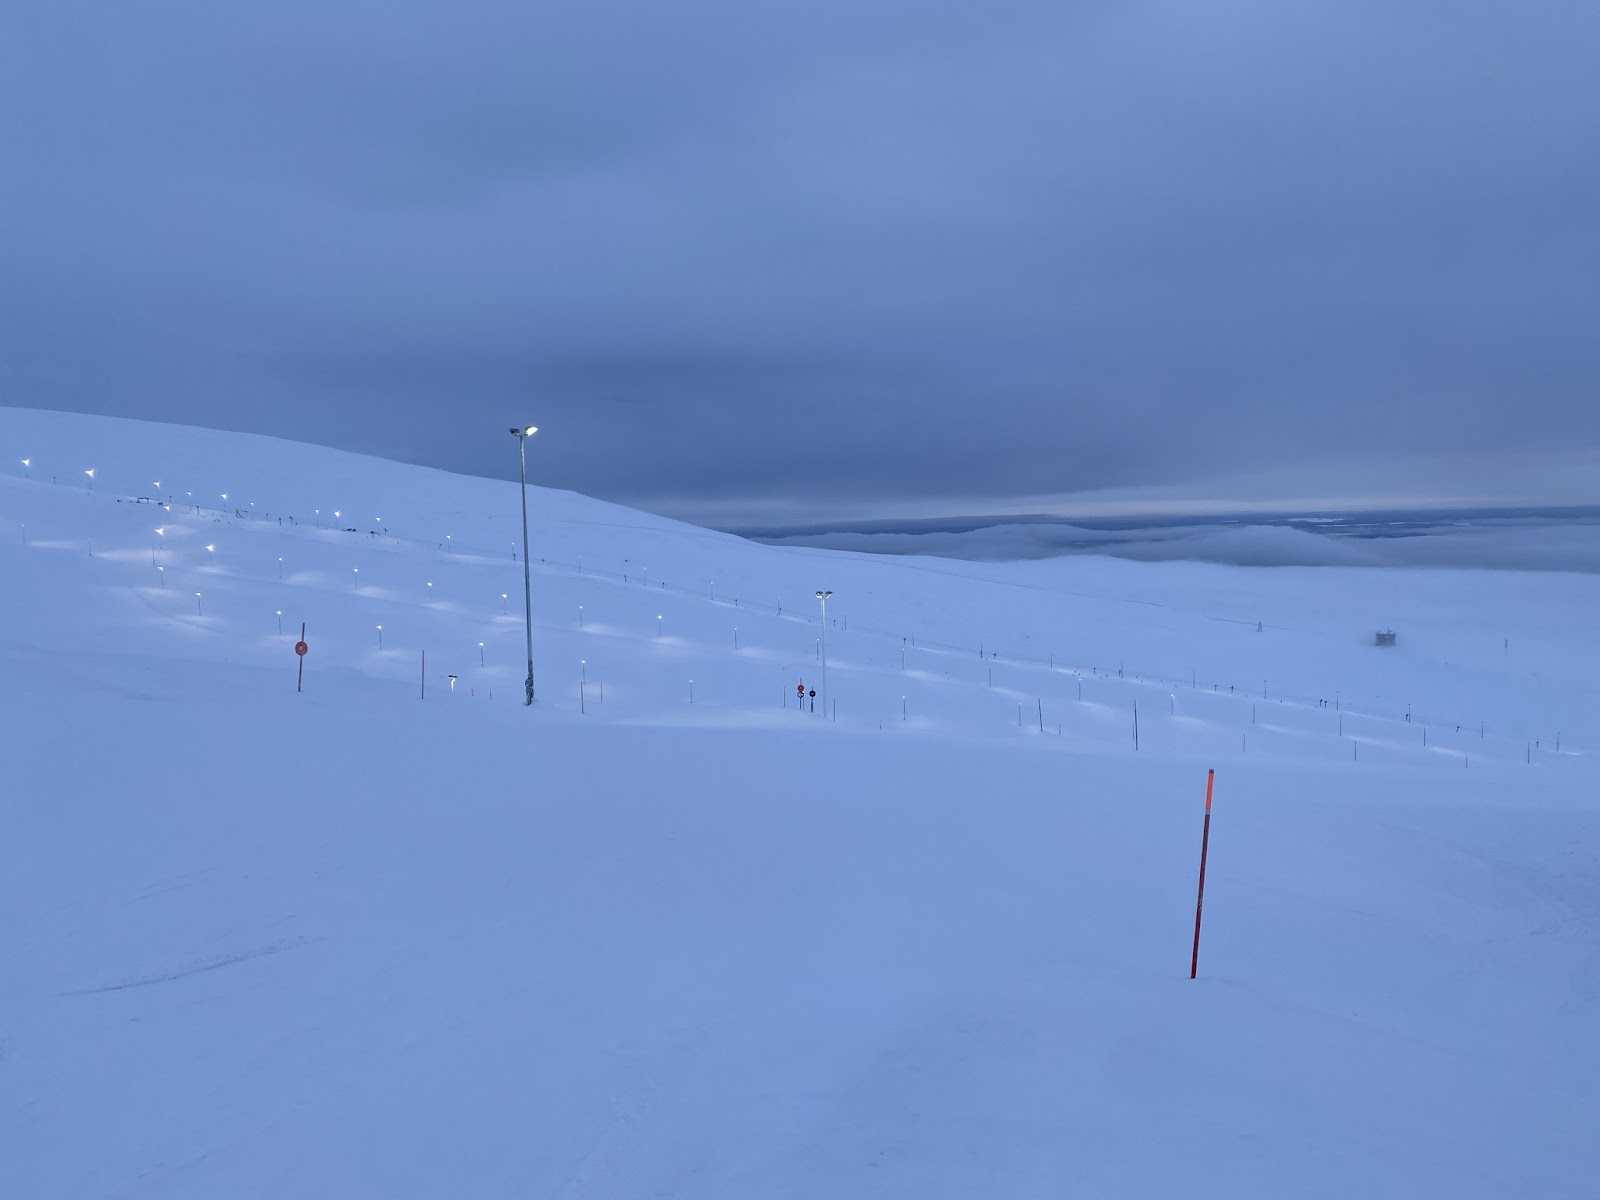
[[4, 1, 1598, 522]]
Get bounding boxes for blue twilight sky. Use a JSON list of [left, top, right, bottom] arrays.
[[3, 1, 1598, 525]]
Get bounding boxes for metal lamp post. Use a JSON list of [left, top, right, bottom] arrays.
[[815, 590, 833, 716], [509, 425, 539, 706]]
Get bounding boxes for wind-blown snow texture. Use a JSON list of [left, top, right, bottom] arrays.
[[3, 406, 1597, 1198]]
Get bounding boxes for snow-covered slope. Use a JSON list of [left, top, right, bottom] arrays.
[[3, 406, 1597, 1198]]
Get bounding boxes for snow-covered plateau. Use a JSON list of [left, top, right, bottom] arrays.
[[3, 406, 1596, 1197]]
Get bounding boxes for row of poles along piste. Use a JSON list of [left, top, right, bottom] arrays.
[[9, 458, 1581, 977], [10, 454, 1579, 767]]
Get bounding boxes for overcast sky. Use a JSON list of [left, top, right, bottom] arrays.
[[4, 1, 1597, 524]]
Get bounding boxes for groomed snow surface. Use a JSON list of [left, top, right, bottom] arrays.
[[3, 407, 1597, 1198]]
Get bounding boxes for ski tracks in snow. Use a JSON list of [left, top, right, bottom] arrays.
[[60, 935, 322, 996]]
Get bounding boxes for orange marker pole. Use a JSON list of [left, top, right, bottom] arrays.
[[1189, 769, 1215, 980]]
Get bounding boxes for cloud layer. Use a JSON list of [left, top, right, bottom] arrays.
[[761, 514, 1600, 572], [5, 2, 1598, 518]]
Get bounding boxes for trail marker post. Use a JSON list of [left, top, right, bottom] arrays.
[[1189, 769, 1216, 979]]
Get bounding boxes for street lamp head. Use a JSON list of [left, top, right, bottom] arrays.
[[816, 589, 832, 600], [509, 425, 539, 438]]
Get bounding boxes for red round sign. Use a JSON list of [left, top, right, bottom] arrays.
[[294, 641, 308, 656]]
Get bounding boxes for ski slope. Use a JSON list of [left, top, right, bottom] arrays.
[[3, 406, 1597, 1198]]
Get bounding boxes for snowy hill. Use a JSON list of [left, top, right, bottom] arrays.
[[3, 406, 1597, 1198]]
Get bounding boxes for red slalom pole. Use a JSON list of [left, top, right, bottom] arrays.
[[1189, 769, 1215, 980]]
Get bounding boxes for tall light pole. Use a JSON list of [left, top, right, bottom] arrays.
[[510, 425, 539, 706], [815, 590, 833, 715]]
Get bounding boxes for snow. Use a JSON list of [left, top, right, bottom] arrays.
[[2, 405, 1597, 1197]]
